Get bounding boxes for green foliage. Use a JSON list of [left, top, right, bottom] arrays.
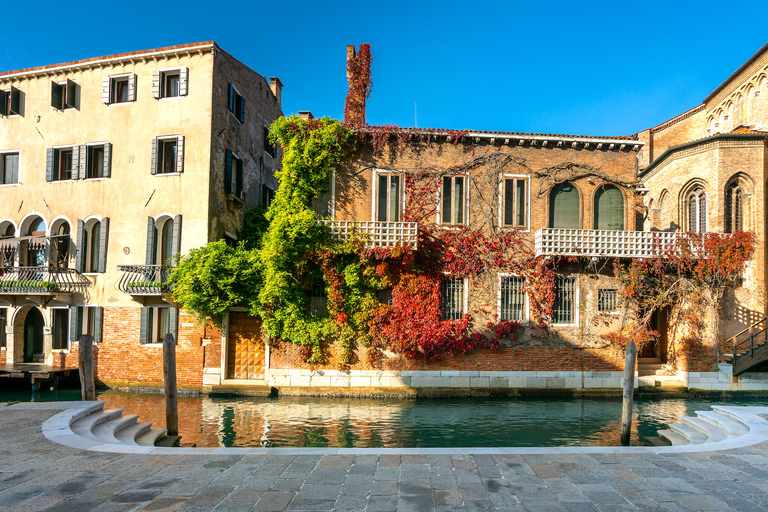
[[238, 206, 270, 250]]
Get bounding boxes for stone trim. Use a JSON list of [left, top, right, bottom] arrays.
[[682, 364, 768, 391], [650, 104, 707, 133], [642, 138, 766, 180]]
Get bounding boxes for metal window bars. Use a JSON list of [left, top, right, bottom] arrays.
[[500, 275, 525, 322], [441, 278, 464, 320], [553, 275, 576, 324], [597, 289, 618, 312]]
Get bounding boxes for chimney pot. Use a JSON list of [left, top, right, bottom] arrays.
[[269, 77, 283, 110], [299, 111, 314, 120]]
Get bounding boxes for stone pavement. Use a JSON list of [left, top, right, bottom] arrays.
[[2, 403, 768, 511]]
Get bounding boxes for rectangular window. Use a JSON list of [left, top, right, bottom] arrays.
[[1, 86, 22, 116], [71, 306, 103, 344], [103, 74, 136, 105], [500, 275, 526, 322], [51, 79, 76, 110], [441, 175, 466, 225], [375, 172, 402, 222], [309, 282, 327, 317], [264, 126, 278, 158], [153, 68, 187, 99], [52, 309, 69, 350], [112, 78, 129, 103], [598, 289, 618, 313], [87, 146, 104, 178], [502, 177, 528, 228], [51, 148, 75, 181], [160, 139, 177, 174], [441, 278, 465, 320], [553, 275, 577, 324], [228, 83, 245, 123], [140, 306, 177, 344], [225, 149, 244, 197], [0, 308, 6, 348], [163, 72, 180, 98], [262, 184, 276, 209], [152, 136, 184, 175], [1, 152, 19, 184]]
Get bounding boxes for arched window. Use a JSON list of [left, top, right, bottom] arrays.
[[145, 215, 182, 267], [725, 175, 753, 233], [549, 183, 580, 229], [22, 216, 46, 267], [594, 185, 624, 231], [49, 220, 71, 268], [76, 217, 109, 273], [687, 188, 707, 233], [0, 221, 15, 267]]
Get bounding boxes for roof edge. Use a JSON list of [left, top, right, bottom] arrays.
[[704, 42, 768, 103]]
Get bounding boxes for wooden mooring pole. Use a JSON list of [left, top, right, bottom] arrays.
[[163, 333, 179, 437], [620, 341, 637, 446], [78, 335, 96, 401]]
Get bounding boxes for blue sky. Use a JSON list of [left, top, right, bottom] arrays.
[[3, 1, 767, 136]]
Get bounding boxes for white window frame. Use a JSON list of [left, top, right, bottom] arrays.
[[552, 275, 580, 327], [50, 306, 71, 352], [53, 79, 77, 111], [498, 174, 531, 232], [1, 87, 22, 117], [436, 173, 469, 227], [75, 303, 101, 345], [107, 73, 133, 106], [0, 149, 21, 186], [371, 169, 405, 222], [155, 135, 183, 176], [596, 288, 621, 316], [440, 276, 468, 321], [51, 144, 78, 182], [498, 273, 529, 324], [84, 141, 109, 180], [158, 67, 184, 100], [144, 306, 173, 347]]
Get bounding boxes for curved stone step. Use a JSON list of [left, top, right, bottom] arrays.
[[657, 429, 687, 446], [135, 428, 167, 447], [680, 416, 727, 443], [116, 421, 152, 446], [710, 406, 755, 431], [669, 423, 708, 444], [696, 411, 749, 437], [70, 409, 124, 442], [91, 414, 140, 444]]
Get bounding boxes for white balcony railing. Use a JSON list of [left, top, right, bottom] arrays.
[[319, 220, 418, 248], [534, 228, 719, 258]]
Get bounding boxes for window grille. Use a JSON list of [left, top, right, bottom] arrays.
[[500, 275, 525, 322], [441, 278, 464, 320], [553, 275, 576, 324], [309, 282, 327, 317], [597, 289, 618, 312]]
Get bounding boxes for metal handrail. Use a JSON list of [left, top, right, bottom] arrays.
[[0, 266, 90, 294], [116, 265, 173, 294]]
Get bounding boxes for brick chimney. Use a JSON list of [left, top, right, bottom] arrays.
[[299, 111, 314, 120], [346, 45, 356, 82], [269, 77, 283, 110]]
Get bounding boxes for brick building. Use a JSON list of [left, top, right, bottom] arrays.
[[0, 42, 283, 387]]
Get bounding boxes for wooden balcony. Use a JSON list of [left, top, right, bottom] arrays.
[[0, 266, 90, 294], [534, 228, 718, 259], [116, 265, 172, 295], [319, 220, 418, 248]]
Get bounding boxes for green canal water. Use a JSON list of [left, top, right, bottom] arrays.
[[1, 386, 765, 448]]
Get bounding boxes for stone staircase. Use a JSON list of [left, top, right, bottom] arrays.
[[66, 402, 167, 447], [637, 357, 685, 388], [654, 405, 756, 446]]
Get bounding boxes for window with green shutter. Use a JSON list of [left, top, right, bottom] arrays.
[[594, 184, 624, 231], [549, 182, 580, 229]]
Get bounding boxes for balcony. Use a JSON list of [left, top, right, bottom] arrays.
[[116, 265, 172, 295], [319, 220, 418, 248], [534, 228, 718, 259], [0, 234, 72, 267], [0, 267, 90, 294]]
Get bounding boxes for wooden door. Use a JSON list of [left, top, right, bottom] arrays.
[[226, 312, 265, 380]]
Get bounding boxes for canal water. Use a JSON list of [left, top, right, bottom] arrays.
[[2, 387, 765, 447]]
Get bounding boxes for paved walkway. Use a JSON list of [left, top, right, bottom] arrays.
[[2, 403, 768, 511]]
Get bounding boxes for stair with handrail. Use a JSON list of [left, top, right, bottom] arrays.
[[721, 317, 768, 376]]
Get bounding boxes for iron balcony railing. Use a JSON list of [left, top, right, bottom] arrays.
[[116, 265, 173, 295], [0, 234, 73, 266], [0, 266, 90, 294], [534, 229, 727, 259], [318, 220, 418, 248]]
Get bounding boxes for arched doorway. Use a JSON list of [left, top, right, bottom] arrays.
[[23, 308, 44, 363]]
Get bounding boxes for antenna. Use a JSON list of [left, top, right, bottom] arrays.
[[415, 102, 417, 128]]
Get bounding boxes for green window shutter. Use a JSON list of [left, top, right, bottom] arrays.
[[51, 81, 63, 110], [75, 220, 85, 273], [150, 138, 158, 175], [128, 74, 137, 102], [152, 71, 161, 99], [238, 95, 245, 123], [69, 306, 82, 342], [9, 87, 20, 115], [93, 307, 103, 343], [179, 68, 188, 96], [235, 159, 243, 195], [139, 307, 151, 345], [176, 136, 184, 174], [102, 77, 110, 104], [169, 307, 179, 343], [65, 79, 76, 109], [171, 215, 182, 267], [228, 83, 234, 111], [97, 217, 109, 273], [549, 183, 580, 229], [594, 185, 624, 231], [46, 148, 54, 182], [0, 90, 7, 116], [103, 143, 111, 178], [78, 145, 87, 179], [225, 148, 233, 192], [145, 217, 156, 265]]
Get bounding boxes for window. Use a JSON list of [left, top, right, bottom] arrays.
[[594, 184, 624, 231], [71, 306, 103, 343], [553, 275, 577, 325], [86, 143, 112, 179], [50, 221, 71, 268], [152, 68, 188, 99], [0, 308, 6, 348], [440, 175, 466, 225], [145, 215, 182, 267], [46, 147, 75, 181], [51, 79, 77, 110], [20, 217, 46, 267], [76, 218, 109, 273], [102, 74, 136, 104], [223, 234, 238, 248], [1, 223, 15, 267], [377, 288, 393, 306], [264, 126, 278, 158], [500, 275, 526, 322], [687, 187, 707, 233], [151, 136, 184, 175], [225, 149, 244, 198], [502, 176, 528, 229], [597, 289, 618, 313], [374, 172, 402, 222], [309, 282, 327, 317], [0, 86, 22, 116], [549, 182, 580, 229], [441, 278, 465, 320], [1, 152, 19, 184], [140, 306, 178, 344], [262, 184, 276, 209], [51, 309, 69, 350], [228, 83, 244, 123], [725, 182, 745, 234]]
